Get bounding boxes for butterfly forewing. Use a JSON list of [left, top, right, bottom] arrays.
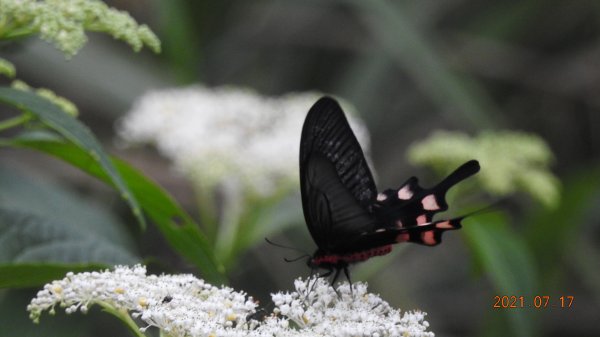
[[300, 97, 377, 252]]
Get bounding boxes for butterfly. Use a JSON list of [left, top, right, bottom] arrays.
[[300, 96, 480, 284]]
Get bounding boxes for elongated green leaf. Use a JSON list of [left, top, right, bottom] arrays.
[[525, 168, 600, 278], [0, 263, 105, 288], [463, 214, 538, 337], [344, 0, 501, 129], [7, 134, 226, 283], [0, 87, 145, 229]]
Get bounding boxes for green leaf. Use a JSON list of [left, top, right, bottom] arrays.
[[0, 87, 145, 229], [0, 208, 137, 266], [463, 214, 538, 337], [0, 263, 105, 288], [0, 165, 139, 288], [7, 134, 226, 284], [525, 167, 600, 279]]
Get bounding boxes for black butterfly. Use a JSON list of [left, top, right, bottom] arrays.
[[300, 96, 480, 284]]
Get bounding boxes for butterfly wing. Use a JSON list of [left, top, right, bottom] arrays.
[[300, 97, 377, 253], [346, 160, 480, 250], [375, 160, 480, 227], [338, 217, 467, 253]]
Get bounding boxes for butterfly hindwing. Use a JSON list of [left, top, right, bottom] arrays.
[[300, 97, 377, 252], [345, 161, 480, 251], [340, 217, 465, 253], [374, 160, 480, 229]]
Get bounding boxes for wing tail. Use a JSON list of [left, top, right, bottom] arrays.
[[374, 160, 480, 228]]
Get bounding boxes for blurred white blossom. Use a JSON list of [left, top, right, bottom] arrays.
[[28, 265, 434, 337], [118, 86, 370, 196]]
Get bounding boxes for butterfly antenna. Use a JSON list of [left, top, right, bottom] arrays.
[[284, 254, 311, 263], [264, 238, 310, 255], [460, 198, 508, 219]]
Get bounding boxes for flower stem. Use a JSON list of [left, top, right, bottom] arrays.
[[195, 184, 218, 240], [0, 113, 31, 131], [100, 304, 146, 337]]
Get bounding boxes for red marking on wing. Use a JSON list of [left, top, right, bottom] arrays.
[[435, 220, 453, 229], [421, 231, 436, 245], [396, 233, 410, 242]]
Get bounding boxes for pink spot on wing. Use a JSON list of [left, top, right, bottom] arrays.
[[396, 233, 410, 242], [397, 185, 413, 200], [377, 193, 388, 201], [422, 194, 439, 210], [396, 220, 403, 228], [436, 220, 454, 229], [421, 231, 436, 245], [417, 214, 427, 225]]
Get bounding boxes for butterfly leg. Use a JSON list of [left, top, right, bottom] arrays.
[[343, 266, 353, 296], [305, 267, 322, 299], [329, 268, 343, 297], [306, 267, 317, 297], [304, 267, 333, 301], [330, 268, 341, 286], [319, 268, 333, 279]]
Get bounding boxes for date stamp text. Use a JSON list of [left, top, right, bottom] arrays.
[[493, 295, 574, 309]]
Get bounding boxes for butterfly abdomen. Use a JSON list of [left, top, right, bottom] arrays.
[[312, 244, 393, 266]]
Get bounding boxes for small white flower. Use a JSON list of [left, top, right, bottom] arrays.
[[28, 266, 434, 337], [118, 86, 370, 196]]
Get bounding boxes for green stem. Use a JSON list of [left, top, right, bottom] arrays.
[[195, 184, 218, 241], [0, 23, 36, 40], [0, 113, 31, 131], [100, 304, 147, 337], [214, 181, 244, 268]]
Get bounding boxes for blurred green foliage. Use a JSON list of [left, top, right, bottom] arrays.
[[408, 130, 560, 207]]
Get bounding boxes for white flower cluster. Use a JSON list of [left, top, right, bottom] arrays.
[[272, 277, 434, 337], [27, 265, 257, 336], [28, 265, 434, 337], [0, 0, 160, 57], [118, 86, 370, 195]]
